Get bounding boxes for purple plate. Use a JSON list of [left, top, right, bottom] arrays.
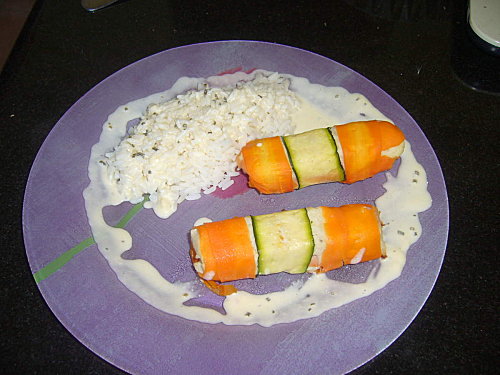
[[23, 41, 448, 375]]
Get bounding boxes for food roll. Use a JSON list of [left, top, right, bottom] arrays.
[[236, 120, 405, 194], [190, 204, 386, 283]]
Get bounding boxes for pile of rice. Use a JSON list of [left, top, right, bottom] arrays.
[[104, 73, 300, 218]]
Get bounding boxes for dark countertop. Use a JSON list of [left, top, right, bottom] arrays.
[[1, 0, 498, 374]]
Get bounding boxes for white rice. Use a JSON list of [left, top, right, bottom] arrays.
[[104, 73, 300, 218]]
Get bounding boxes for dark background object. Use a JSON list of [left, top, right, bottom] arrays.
[[1, 0, 498, 374], [342, 0, 453, 21], [0, 0, 37, 71], [451, 1, 500, 94]]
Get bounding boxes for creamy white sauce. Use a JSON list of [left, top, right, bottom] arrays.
[[292, 97, 337, 132], [84, 71, 432, 327]]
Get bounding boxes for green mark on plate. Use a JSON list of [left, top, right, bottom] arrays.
[[33, 237, 96, 283], [33, 197, 149, 284], [115, 196, 148, 228]]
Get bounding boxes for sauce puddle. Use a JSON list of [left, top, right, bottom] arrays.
[[84, 71, 432, 326]]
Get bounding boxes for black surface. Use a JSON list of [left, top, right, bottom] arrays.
[[1, 0, 499, 374]]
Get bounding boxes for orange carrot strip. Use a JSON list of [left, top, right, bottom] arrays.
[[337, 121, 405, 183], [378, 121, 406, 151], [319, 207, 347, 272], [190, 248, 238, 296], [240, 137, 296, 194], [196, 228, 218, 279], [337, 121, 380, 184], [340, 204, 382, 264], [369, 121, 406, 177], [201, 279, 238, 296], [196, 217, 257, 282], [189, 248, 238, 296]]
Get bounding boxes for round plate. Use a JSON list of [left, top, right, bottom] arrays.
[[23, 41, 448, 375]]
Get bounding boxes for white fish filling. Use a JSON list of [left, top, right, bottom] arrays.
[[382, 141, 405, 158], [305, 207, 327, 272], [329, 126, 345, 171], [245, 217, 260, 273], [349, 248, 366, 264]]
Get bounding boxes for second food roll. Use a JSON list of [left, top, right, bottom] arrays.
[[190, 203, 386, 282]]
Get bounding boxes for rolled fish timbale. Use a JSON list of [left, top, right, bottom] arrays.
[[190, 203, 386, 283], [237, 120, 405, 194]]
